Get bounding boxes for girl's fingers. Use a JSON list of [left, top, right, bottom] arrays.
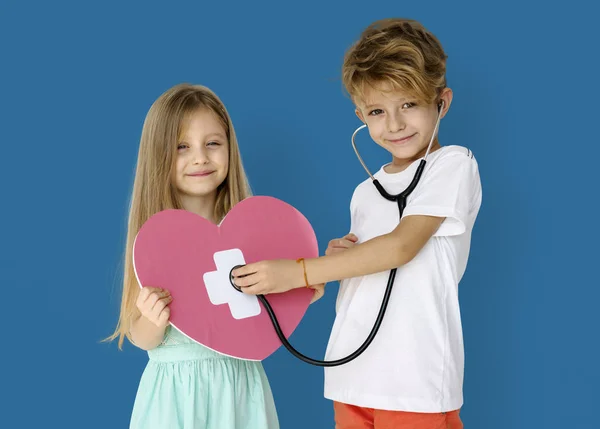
[[157, 306, 171, 327], [153, 294, 172, 311], [151, 296, 172, 322]]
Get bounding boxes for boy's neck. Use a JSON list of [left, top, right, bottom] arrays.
[[385, 140, 442, 174], [180, 193, 217, 223]]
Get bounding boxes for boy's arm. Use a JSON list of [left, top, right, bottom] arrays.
[[232, 215, 444, 294], [304, 214, 444, 285], [232, 151, 478, 295], [302, 151, 479, 286]]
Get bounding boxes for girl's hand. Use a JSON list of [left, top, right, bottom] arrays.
[[136, 287, 172, 328], [325, 233, 358, 256]]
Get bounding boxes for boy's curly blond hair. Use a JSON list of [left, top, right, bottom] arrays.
[[342, 18, 448, 105]]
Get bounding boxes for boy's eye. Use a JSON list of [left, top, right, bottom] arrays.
[[403, 102, 416, 108], [369, 109, 384, 116]]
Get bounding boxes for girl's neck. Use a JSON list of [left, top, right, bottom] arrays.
[[180, 193, 217, 223]]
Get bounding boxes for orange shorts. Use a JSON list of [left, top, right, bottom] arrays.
[[333, 401, 463, 429]]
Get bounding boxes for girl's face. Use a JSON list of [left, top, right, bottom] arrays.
[[172, 108, 229, 216]]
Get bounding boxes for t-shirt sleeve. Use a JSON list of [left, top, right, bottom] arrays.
[[402, 149, 482, 237]]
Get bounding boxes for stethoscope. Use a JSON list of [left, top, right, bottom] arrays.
[[231, 101, 445, 366]]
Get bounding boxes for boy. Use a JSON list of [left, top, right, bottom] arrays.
[[233, 18, 482, 429]]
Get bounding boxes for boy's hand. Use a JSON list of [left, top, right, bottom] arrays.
[[325, 233, 358, 256], [231, 233, 359, 296], [309, 283, 325, 304], [136, 287, 172, 328]]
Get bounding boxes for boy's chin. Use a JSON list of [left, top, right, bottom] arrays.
[[388, 144, 427, 161]]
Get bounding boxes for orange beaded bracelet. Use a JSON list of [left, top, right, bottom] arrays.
[[296, 258, 311, 288]]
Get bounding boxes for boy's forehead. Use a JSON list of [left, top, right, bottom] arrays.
[[356, 84, 413, 107]]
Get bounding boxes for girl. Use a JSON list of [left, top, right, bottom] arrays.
[[107, 83, 291, 429]]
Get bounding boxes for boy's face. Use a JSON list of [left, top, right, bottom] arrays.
[[355, 84, 452, 171]]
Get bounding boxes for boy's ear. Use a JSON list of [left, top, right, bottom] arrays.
[[438, 87, 453, 119], [355, 108, 365, 123]]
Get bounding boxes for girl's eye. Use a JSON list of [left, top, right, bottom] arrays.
[[207, 141, 220, 146], [177, 144, 187, 150]]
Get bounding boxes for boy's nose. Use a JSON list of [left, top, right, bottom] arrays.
[[387, 114, 405, 133]]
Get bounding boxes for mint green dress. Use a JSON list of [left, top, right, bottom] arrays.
[[129, 325, 280, 429]]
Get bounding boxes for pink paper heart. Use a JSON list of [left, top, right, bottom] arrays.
[[133, 196, 319, 360]]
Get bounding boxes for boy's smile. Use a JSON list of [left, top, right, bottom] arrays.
[[387, 132, 417, 146]]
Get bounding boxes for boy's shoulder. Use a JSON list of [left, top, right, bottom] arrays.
[[432, 144, 477, 162], [425, 144, 480, 175], [349, 145, 479, 202], [350, 144, 479, 189]]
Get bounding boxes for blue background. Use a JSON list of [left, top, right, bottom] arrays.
[[2, 0, 598, 427]]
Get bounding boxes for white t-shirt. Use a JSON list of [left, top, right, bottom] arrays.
[[323, 145, 482, 413]]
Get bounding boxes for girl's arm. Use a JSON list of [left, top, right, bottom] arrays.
[[129, 313, 168, 350]]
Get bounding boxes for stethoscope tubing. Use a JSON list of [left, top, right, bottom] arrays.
[[232, 102, 444, 366]]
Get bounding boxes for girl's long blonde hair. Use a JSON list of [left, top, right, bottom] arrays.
[[107, 83, 252, 349]]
